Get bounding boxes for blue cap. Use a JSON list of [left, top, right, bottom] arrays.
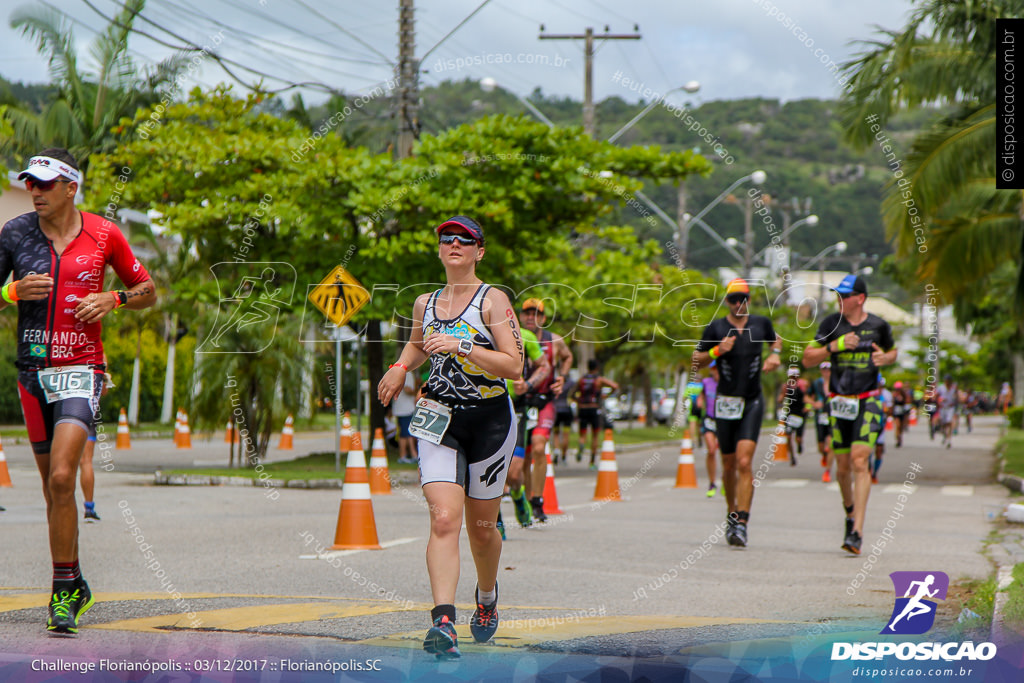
[[834, 274, 867, 296]]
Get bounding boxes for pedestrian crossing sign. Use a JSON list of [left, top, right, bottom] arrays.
[[308, 265, 370, 326]]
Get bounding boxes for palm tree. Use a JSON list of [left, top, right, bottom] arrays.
[[840, 0, 1024, 399], [2, 0, 190, 169]]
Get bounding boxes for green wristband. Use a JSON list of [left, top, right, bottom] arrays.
[[836, 336, 846, 352]]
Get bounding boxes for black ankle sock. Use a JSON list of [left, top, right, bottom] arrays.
[[845, 504, 854, 516], [735, 511, 749, 524], [431, 604, 456, 624]]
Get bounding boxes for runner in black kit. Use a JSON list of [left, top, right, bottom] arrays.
[[1, 149, 155, 633], [802, 274, 897, 555], [811, 362, 834, 482], [777, 367, 807, 466], [377, 216, 523, 659], [891, 381, 910, 448], [573, 360, 619, 468], [694, 279, 782, 548]]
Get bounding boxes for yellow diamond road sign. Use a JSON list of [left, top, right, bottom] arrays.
[[308, 265, 370, 327]]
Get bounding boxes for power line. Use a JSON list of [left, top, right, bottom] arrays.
[[155, 0, 389, 68], [208, 0, 388, 65], [288, 0, 394, 66], [79, 0, 342, 94], [420, 0, 494, 62], [147, 0, 382, 84]]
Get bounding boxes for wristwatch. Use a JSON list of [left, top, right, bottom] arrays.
[[117, 290, 129, 306], [457, 338, 473, 358]]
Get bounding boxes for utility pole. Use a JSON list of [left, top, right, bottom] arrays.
[[396, 0, 419, 159], [676, 181, 689, 266], [540, 26, 641, 137]]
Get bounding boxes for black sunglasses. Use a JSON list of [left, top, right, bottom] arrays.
[[838, 292, 860, 299], [439, 233, 477, 246], [726, 294, 749, 304], [25, 177, 68, 192]]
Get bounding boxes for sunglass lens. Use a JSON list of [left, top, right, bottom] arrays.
[[27, 179, 57, 191]]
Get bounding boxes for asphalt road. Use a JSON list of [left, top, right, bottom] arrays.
[[0, 415, 1014, 681]]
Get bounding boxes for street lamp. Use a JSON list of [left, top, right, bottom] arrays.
[[678, 170, 767, 273], [753, 213, 819, 275], [480, 77, 555, 127], [678, 214, 744, 265], [800, 241, 848, 308], [606, 81, 700, 143]]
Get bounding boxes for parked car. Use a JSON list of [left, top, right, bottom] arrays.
[[653, 388, 677, 424]]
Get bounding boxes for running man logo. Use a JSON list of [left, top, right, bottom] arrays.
[[198, 262, 297, 354], [881, 571, 949, 635], [308, 265, 370, 327]]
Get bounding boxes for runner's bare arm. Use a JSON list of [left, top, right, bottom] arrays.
[[378, 294, 430, 406]]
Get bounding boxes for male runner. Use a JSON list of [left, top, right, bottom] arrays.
[[698, 362, 720, 497], [936, 375, 957, 448], [2, 149, 156, 632], [891, 381, 910, 448], [811, 362, 833, 482], [694, 278, 782, 548], [802, 274, 896, 555], [573, 360, 619, 468], [777, 367, 807, 466], [551, 377, 575, 463], [505, 327, 550, 529], [519, 298, 573, 522]]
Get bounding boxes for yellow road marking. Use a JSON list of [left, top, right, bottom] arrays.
[[361, 615, 780, 650], [93, 601, 420, 633]]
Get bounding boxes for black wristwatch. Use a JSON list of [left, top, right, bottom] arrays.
[[117, 290, 129, 306], [457, 338, 473, 358]]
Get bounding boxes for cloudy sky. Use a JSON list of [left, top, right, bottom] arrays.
[[0, 0, 914, 108]]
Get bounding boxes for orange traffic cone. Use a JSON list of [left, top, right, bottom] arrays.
[[673, 429, 698, 488], [174, 407, 183, 446], [224, 420, 240, 443], [368, 428, 392, 495], [772, 421, 789, 462], [0, 436, 12, 487], [331, 431, 382, 550], [339, 411, 352, 452], [593, 429, 622, 501], [278, 414, 295, 450], [909, 408, 918, 426], [177, 411, 192, 449], [885, 416, 893, 431], [116, 408, 131, 449], [542, 442, 564, 515]]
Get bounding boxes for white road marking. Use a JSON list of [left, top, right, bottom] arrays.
[[299, 536, 420, 560]]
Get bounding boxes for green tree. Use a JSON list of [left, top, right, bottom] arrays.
[[2, 0, 190, 167], [840, 0, 1024, 400]]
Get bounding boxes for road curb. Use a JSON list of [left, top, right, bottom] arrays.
[[988, 418, 1022, 646]]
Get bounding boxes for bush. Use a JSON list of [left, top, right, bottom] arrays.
[[1008, 406, 1024, 430]]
